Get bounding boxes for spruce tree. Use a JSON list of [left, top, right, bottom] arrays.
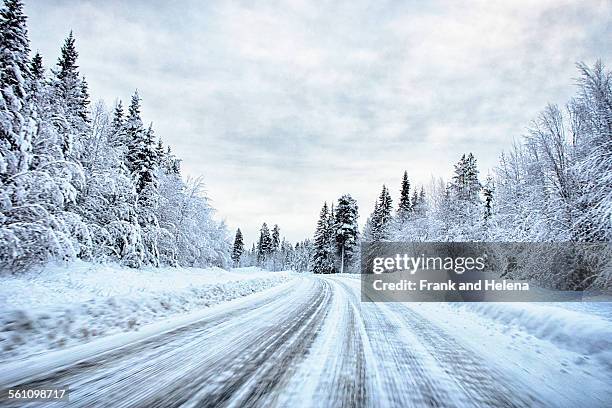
[[125, 92, 158, 195], [0, 0, 30, 95], [0, 0, 32, 178], [231, 228, 244, 267], [27, 51, 44, 100], [52, 31, 90, 156], [271, 224, 280, 252], [334, 194, 359, 273], [156, 139, 165, 166], [370, 185, 393, 241], [451, 153, 481, 202], [411, 190, 419, 212], [483, 175, 494, 221], [257, 222, 272, 264], [397, 171, 411, 222], [30, 51, 43, 79], [312, 202, 335, 273], [79, 76, 90, 122], [108, 100, 125, 148]]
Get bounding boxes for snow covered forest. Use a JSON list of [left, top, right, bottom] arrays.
[[0, 0, 230, 273], [232, 61, 611, 288], [304, 62, 612, 290], [1, 0, 611, 289]]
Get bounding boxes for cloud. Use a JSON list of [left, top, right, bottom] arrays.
[[24, 0, 611, 243]]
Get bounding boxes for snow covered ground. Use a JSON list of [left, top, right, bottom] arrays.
[[0, 271, 610, 407], [0, 262, 292, 361]]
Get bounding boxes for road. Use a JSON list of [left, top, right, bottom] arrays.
[[0, 275, 609, 407]]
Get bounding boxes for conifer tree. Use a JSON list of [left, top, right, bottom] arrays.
[[312, 202, 335, 273], [257, 222, 272, 264], [334, 194, 359, 273], [30, 51, 43, 79], [369, 185, 393, 241], [108, 100, 125, 148], [411, 190, 419, 212], [0, 0, 32, 178], [483, 175, 494, 221], [397, 171, 411, 223], [155, 139, 165, 166], [231, 228, 244, 267], [126, 92, 158, 194], [271, 224, 280, 252], [51, 31, 90, 156], [451, 153, 481, 202]]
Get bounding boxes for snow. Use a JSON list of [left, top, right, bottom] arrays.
[[451, 302, 612, 366], [407, 300, 612, 404], [0, 261, 293, 361]]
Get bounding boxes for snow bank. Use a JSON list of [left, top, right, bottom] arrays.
[[449, 302, 612, 370], [0, 262, 292, 361]]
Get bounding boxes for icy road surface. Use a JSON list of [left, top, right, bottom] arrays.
[[1, 275, 610, 407]]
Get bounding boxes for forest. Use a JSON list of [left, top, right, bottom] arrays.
[[2, 0, 610, 291], [239, 61, 612, 290], [0, 0, 231, 272]]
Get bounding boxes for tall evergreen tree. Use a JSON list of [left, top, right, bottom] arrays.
[[312, 202, 335, 274], [483, 175, 494, 221], [30, 51, 43, 79], [51, 31, 89, 156], [0, 0, 32, 178], [231, 228, 244, 267], [108, 100, 125, 148], [369, 185, 393, 241], [125, 92, 157, 194], [451, 153, 481, 202], [271, 224, 280, 252], [155, 138, 165, 166], [334, 194, 359, 273], [397, 171, 411, 222], [257, 222, 272, 264], [79, 76, 90, 123]]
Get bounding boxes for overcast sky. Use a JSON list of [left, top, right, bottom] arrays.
[[25, 0, 611, 244]]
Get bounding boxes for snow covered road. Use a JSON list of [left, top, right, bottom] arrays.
[[1, 275, 610, 407]]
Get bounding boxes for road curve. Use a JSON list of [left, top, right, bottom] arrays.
[[0, 275, 609, 408]]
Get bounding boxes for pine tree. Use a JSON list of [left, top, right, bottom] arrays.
[[257, 222, 272, 264], [108, 100, 125, 148], [451, 153, 481, 202], [483, 175, 494, 221], [135, 123, 159, 205], [271, 224, 280, 252], [370, 185, 393, 241], [30, 51, 42, 79], [155, 139, 165, 166], [334, 194, 359, 273], [312, 202, 335, 273], [0, 0, 29, 95], [126, 92, 158, 194], [418, 186, 426, 212], [231, 228, 244, 267], [27, 50, 44, 99], [51, 31, 89, 156], [0, 0, 32, 178], [79, 76, 90, 122], [411, 190, 419, 212], [397, 171, 411, 223]]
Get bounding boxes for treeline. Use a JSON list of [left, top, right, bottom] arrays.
[[366, 62, 611, 246], [0, 0, 230, 272], [310, 194, 360, 274], [304, 61, 611, 288], [231, 224, 313, 272]]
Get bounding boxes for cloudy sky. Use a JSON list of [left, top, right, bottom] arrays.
[[26, 0, 610, 244]]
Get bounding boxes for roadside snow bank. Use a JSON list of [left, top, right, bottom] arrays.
[[0, 262, 292, 361], [449, 302, 612, 369]]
